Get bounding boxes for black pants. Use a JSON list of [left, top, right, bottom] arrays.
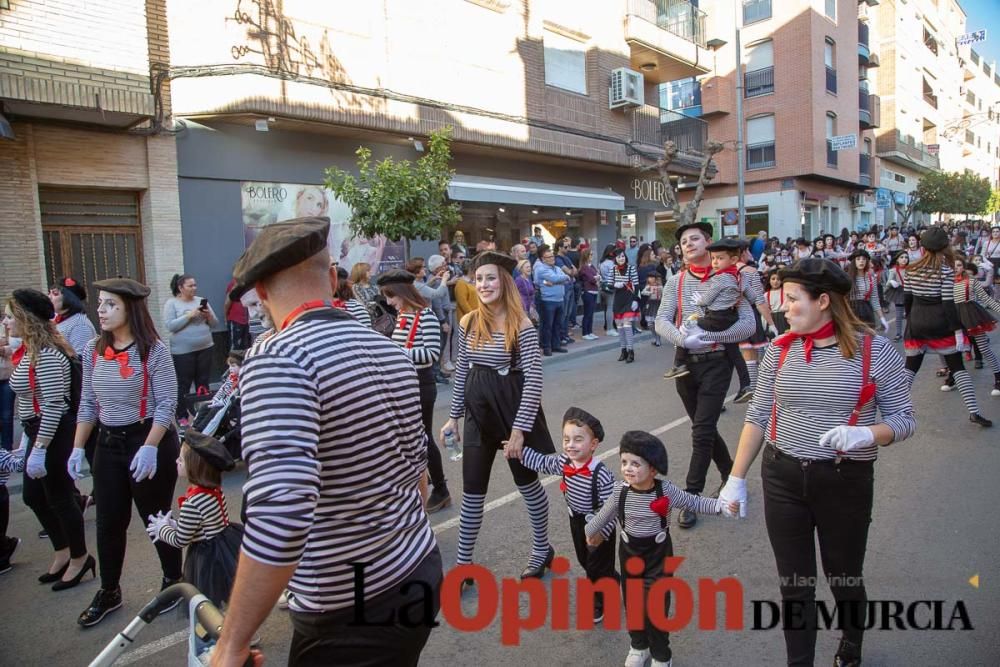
[[288, 546, 442, 667], [172, 347, 214, 418], [675, 353, 734, 494], [728, 344, 751, 388], [0, 485, 8, 542], [94, 421, 182, 589], [22, 414, 87, 558], [762, 444, 873, 667], [621, 532, 674, 662], [227, 321, 249, 351], [416, 368, 447, 494], [569, 514, 618, 614]]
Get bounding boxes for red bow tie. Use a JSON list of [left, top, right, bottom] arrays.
[[228, 370, 239, 384], [688, 265, 712, 282], [773, 321, 836, 363], [103, 346, 135, 379], [563, 463, 592, 478], [650, 496, 671, 517]]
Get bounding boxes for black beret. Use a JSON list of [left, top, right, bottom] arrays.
[[562, 407, 604, 442], [92, 278, 151, 299], [920, 226, 949, 253], [471, 251, 518, 273], [888, 250, 907, 266], [12, 289, 55, 322], [675, 221, 714, 243], [778, 258, 852, 295], [795, 237, 810, 247], [706, 238, 742, 253], [57, 277, 87, 302], [619, 431, 669, 475], [183, 429, 235, 472], [848, 248, 870, 261], [231, 216, 331, 298], [375, 269, 416, 286]]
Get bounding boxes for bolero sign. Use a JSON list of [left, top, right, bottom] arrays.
[[630, 178, 674, 209]]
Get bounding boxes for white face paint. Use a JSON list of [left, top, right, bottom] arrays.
[[96, 291, 127, 333], [240, 288, 273, 329], [48, 288, 65, 314]]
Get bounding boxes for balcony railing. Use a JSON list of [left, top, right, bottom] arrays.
[[747, 141, 776, 169], [923, 92, 938, 109], [858, 21, 869, 48], [633, 104, 707, 154], [627, 0, 707, 48], [743, 0, 771, 24], [875, 130, 941, 172], [858, 21, 871, 63], [859, 89, 872, 127], [826, 66, 837, 93], [826, 140, 838, 167], [860, 153, 872, 186], [745, 66, 775, 97]]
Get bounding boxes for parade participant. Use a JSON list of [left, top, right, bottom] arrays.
[[846, 249, 885, 329], [5, 290, 93, 590], [905, 233, 924, 263], [982, 226, 1000, 283], [883, 251, 909, 341], [720, 258, 916, 667], [377, 268, 452, 513], [902, 227, 992, 426], [946, 259, 1000, 397], [735, 241, 778, 403], [209, 349, 243, 407], [654, 222, 756, 529], [49, 277, 96, 355], [332, 267, 372, 327], [508, 407, 618, 624], [641, 273, 663, 347], [611, 247, 640, 362], [884, 225, 903, 252], [793, 238, 812, 262], [213, 217, 441, 667], [586, 431, 730, 667], [533, 244, 571, 356], [145, 430, 243, 609], [163, 273, 218, 421], [70, 278, 182, 627], [766, 271, 788, 334], [862, 230, 885, 262], [599, 244, 617, 336], [440, 250, 556, 584], [0, 445, 25, 574]]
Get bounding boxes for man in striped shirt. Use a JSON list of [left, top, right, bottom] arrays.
[[212, 217, 441, 667], [654, 222, 756, 530]]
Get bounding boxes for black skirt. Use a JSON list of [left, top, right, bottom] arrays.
[[850, 299, 877, 327], [740, 309, 768, 347], [883, 285, 905, 306], [612, 288, 639, 318], [183, 524, 244, 609], [957, 301, 997, 336], [905, 296, 954, 343], [772, 311, 788, 335], [463, 366, 554, 453]]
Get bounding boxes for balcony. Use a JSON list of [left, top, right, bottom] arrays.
[[625, 0, 712, 84], [632, 104, 708, 155], [859, 86, 879, 129], [826, 140, 838, 167], [745, 66, 775, 98], [858, 21, 871, 65], [859, 153, 872, 187], [826, 66, 837, 94], [923, 92, 938, 109], [743, 0, 771, 24], [875, 130, 940, 173]]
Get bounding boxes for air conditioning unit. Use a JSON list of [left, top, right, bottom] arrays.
[[609, 68, 644, 109], [851, 193, 865, 208]]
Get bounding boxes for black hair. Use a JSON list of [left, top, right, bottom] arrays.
[[170, 273, 194, 297]]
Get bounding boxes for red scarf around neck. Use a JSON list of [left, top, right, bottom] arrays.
[[773, 320, 836, 363], [688, 264, 712, 282]]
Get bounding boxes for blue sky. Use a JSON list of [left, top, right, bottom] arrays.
[[959, 0, 1000, 66]]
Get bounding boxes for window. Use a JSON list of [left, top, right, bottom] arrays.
[[922, 77, 937, 108], [894, 173, 906, 183], [543, 30, 587, 95], [664, 77, 701, 110], [923, 27, 938, 56], [743, 0, 771, 24], [826, 113, 838, 167], [824, 0, 836, 21], [966, 90, 976, 106], [966, 129, 975, 144], [745, 40, 775, 97], [825, 39, 837, 93], [746, 114, 776, 169]]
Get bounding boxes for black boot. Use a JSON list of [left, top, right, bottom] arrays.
[[970, 413, 993, 428], [520, 546, 555, 579], [833, 638, 862, 667], [78, 587, 123, 628], [618, 349, 628, 361], [626, 349, 635, 363]]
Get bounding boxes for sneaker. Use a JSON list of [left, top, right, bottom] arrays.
[[606, 329, 618, 337], [277, 589, 292, 610], [78, 587, 123, 628], [584, 334, 600, 341], [593, 607, 604, 625], [733, 387, 754, 403], [940, 384, 955, 392], [624, 647, 651, 667], [425, 490, 452, 514], [992, 380, 1000, 397], [650, 660, 672, 667], [663, 366, 689, 379], [0, 536, 21, 575], [158, 577, 183, 615]]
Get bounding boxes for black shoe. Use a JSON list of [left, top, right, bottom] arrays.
[[563, 337, 576, 345], [38, 529, 48, 540], [460, 577, 476, 594], [626, 350, 635, 363], [833, 639, 862, 667], [52, 555, 96, 591], [733, 387, 754, 404], [970, 413, 993, 428], [552, 347, 569, 353], [520, 546, 555, 579], [0, 536, 20, 575], [543, 349, 553, 357], [894, 334, 902, 341], [435, 374, 450, 385], [39, 561, 69, 584], [974, 360, 984, 369], [78, 588, 123, 628], [425, 490, 452, 514], [677, 508, 697, 529], [618, 349, 628, 361], [158, 577, 184, 615]]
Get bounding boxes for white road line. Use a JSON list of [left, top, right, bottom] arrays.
[[115, 629, 188, 665]]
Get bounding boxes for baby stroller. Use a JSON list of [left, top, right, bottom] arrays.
[[188, 394, 243, 462], [89, 583, 255, 667]]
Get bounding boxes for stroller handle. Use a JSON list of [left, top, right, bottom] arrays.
[[139, 583, 224, 638]]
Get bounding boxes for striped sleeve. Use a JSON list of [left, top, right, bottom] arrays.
[[148, 343, 179, 428], [33, 349, 71, 441], [406, 308, 442, 367], [0, 449, 24, 473], [741, 268, 766, 306], [745, 344, 777, 431], [239, 351, 322, 567], [77, 339, 98, 425], [513, 326, 542, 432], [585, 480, 621, 538], [973, 280, 1000, 312], [869, 274, 882, 313], [661, 479, 721, 515], [347, 300, 372, 328], [158, 503, 203, 549], [654, 272, 684, 348], [448, 323, 470, 420], [870, 336, 916, 442], [596, 464, 617, 539], [58, 315, 96, 356], [520, 446, 563, 476]]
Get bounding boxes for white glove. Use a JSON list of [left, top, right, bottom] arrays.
[[888, 279, 900, 288], [631, 300, 639, 311], [145, 511, 176, 544], [818, 425, 875, 453], [19, 433, 29, 451], [129, 444, 158, 482], [26, 447, 47, 479], [954, 330, 966, 352], [718, 476, 748, 518], [67, 448, 86, 481], [880, 317, 888, 331], [683, 332, 711, 349], [767, 324, 779, 338]]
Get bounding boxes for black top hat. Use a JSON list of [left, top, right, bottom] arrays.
[[12, 289, 55, 322], [375, 269, 416, 286], [562, 407, 604, 442], [471, 251, 518, 273], [675, 221, 714, 243], [779, 258, 852, 295], [92, 278, 151, 299], [619, 430, 669, 475], [183, 430, 235, 472], [919, 226, 949, 253], [231, 216, 331, 299]]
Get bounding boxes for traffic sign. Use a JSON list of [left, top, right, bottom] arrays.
[[957, 30, 986, 46], [830, 134, 858, 151]]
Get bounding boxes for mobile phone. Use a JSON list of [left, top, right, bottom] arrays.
[[199, 298, 208, 310]]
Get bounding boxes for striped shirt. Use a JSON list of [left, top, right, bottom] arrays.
[[850, 272, 881, 311], [0, 448, 25, 473], [158, 490, 231, 548], [612, 264, 639, 290], [696, 271, 740, 311], [905, 264, 954, 301], [955, 276, 1000, 311], [239, 308, 434, 613], [336, 299, 372, 328], [210, 372, 239, 406], [8, 347, 71, 441], [745, 334, 915, 461], [448, 322, 543, 432], [520, 447, 615, 536], [77, 340, 178, 429], [56, 313, 96, 356], [390, 307, 441, 369], [740, 265, 767, 306], [654, 266, 757, 352], [586, 479, 720, 539]]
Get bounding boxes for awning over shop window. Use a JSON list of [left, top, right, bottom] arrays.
[[448, 175, 625, 211]]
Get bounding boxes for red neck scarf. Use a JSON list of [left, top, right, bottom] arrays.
[[11, 346, 25, 368], [714, 265, 740, 278], [332, 298, 347, 309], [773, 320, 835, 363], [53, 313, 64, 324], [177, 485, 226, 514], [103, 345, 135, 379], [280, 300, 333, 331], [688, 264, 712, 282]]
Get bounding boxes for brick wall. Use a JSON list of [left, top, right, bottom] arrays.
[[0, 123, 45, 298], [140, 136, 184, 314]]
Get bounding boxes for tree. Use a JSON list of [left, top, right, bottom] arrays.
[[914, 170, 991, 218], [981, 188, 1000, 217], [324, 127, 461, 241], [893, 191, 920, 227], [643, 140, 724, 227]]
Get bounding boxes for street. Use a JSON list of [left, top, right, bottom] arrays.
[[2, 333, 998, 667]]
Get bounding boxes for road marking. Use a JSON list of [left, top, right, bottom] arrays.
[[115, 629, 188, 665]]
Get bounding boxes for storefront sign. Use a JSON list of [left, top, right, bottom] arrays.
[[829, 134, 857, 151], [957, 30, 986, 46], [875, 188, 892, 209], [630, 178, 673, 208], [241, 181, 406, 275]]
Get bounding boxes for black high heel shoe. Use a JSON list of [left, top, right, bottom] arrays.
[[520, 546, 555, 580], [52, 555, 96, 591], [38, 561, 69, 584]]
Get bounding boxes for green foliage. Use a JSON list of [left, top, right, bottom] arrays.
[[914, 171, 992, 216], [981, 189, 1000, 216], [324, 127, 461, 242]]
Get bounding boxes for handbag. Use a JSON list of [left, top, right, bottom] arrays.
[[369, 296, 397, 338]]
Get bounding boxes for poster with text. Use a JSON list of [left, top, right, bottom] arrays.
[[240, 182, 406, 276]]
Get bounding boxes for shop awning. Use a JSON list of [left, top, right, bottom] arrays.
[[447, 175, 625, 211]]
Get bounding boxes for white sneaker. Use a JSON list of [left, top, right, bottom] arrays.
[[650, 660, 672, 667], [940, 384, 955, 392], [277, 589, 292, 609], [606, 330, 618, 337], [585, 334, 599, 340], [624, 647, 651, 667], [992, 388, 1000, 397]]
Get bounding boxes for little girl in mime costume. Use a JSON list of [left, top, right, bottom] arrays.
[[586, 431, 736, 667]]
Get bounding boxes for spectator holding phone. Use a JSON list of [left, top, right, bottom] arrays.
[[163, 273, 218, 423]]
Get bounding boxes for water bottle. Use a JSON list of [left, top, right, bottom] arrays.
[[444, 429, 463, 461]]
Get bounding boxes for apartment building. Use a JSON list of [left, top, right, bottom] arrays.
[[955, 45, 1000, 192], [0, 0, 183, 316]]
